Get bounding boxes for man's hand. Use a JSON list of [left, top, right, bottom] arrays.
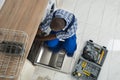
[[35, 34, 56, 41], [37, 28, 42, 35]]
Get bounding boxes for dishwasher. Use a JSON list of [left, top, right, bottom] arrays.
[[28, 30, 73, 73], [27, 36, 70, 72], [28, 0, 74, 73]]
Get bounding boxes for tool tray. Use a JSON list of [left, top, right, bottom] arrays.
[[72, 40, 108, 80]]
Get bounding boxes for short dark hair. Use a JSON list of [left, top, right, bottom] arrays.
[[50, 18, 66, 31]]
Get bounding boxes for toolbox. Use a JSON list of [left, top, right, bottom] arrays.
[[72, 40, 108, 80]]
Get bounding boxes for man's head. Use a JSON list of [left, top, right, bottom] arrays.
[[50, 18, 66, 31]]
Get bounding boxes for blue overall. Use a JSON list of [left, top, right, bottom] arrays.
[[45, 12, 77, 57]]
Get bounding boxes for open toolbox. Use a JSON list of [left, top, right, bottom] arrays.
[[72, 40, 108, 80]]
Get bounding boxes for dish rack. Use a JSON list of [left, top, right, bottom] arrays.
[[0, 28, 28, 79]]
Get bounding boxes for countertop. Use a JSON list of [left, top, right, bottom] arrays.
[[0, 0, 48, 80]]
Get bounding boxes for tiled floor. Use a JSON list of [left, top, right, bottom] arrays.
[[32, 0, 120, 80]]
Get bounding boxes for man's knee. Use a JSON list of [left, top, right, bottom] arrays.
[[65, 44, 77, 57], [46, 42, 57, 47], [64, 44, 77, 52], [63, 35, 77, 57], [45, 39, 59, 47]]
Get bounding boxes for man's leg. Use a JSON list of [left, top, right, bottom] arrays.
[[63, 34, 77, 57], [45, 31, 62, 53], [45, 38, 59, 47], [45, 39, 64, 53], [45, 31, 58, 47]]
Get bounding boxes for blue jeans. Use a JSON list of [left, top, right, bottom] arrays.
[[45, 31, 77, 57]]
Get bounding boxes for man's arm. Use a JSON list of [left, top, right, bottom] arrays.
[[40, 13, 53, 32], [36, 34, 56, 41], [37, 28, 42, 34]]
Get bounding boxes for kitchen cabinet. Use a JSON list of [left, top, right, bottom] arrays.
[[0, 0, 48, 80]]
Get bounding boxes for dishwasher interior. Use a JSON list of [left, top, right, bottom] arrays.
[[28, 27, 73, 73], [27, 36, 73, 73]]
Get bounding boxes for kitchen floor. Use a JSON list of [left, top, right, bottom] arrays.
[[31, 0, 120, 80]]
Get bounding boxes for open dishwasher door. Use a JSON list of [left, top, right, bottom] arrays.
[[28, 39, 74, 73], [28, 41, 52, 65]]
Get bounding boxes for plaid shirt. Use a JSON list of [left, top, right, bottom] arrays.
[[40, 9, 77, 40]]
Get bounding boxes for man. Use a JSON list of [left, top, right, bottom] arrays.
[[36, 9, 77, 57]]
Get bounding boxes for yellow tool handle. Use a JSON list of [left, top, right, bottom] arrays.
[[98, 50, 104, 64], [83, 70, 90, 76], [82, 61, 87, 68]]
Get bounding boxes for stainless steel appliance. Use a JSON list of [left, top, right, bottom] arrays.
[[28, 40, 65, 67], [28, 0, 74, 73], [28, 38, 74, 73]]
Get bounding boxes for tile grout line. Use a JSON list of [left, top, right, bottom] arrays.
[[95, 0, 112, 79], [96, 0, 107, 42], [85, 0, 96, 23], [73, 0, 96, 59], [106, 2, 120, 80], [113, 1, 120, 39], [72, 0, 83, 64], [79, 0, 95, 42], [106, 40, 114, 80]]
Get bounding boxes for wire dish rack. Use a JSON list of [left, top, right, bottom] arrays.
[[0, 28, 28, 79]]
